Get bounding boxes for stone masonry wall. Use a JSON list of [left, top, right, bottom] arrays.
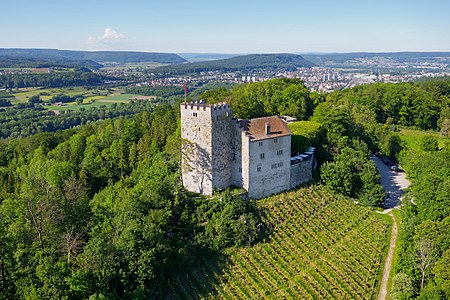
[[181, 103, 236, 195], [231, 122, 244, 187], [240, 133, 250, 191], [181, 104, 214, 195], [289, 154, 314, 188], [246, 135, 291, 199], [211, 105, 235, 190]]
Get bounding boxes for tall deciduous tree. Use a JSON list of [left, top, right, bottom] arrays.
[[416, 238, 437, 290]]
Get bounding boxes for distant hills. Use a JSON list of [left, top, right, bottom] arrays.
[[178, 53, 239, 62], [0, 56, 103, 69], [153, 53, 316, 74], [302, 52, 450, 65], [2, 49, 448, 71], [0, 48, 187, 68]]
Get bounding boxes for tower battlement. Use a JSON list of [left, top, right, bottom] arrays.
[[181, 101, 232, 117], [181, 101, 233, 122], [182, 100, 230, 110]]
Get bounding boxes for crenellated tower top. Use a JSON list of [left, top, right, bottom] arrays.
[[181, 100, 233, 118]]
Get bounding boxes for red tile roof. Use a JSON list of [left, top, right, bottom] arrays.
[[239, 116, 292, 141]]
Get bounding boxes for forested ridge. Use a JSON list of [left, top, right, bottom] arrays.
[[0, 56, 103, 69], [0, 105, 262, 299], [0, 49, 187, 65], [0, 77, 449, 299], [0, 71, 104, 89], [153, 53, 316, 75]]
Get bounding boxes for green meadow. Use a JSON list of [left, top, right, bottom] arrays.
[[9, 87, 90, 103], [399, 128, 449, 151], [2, 87, 152, 111]]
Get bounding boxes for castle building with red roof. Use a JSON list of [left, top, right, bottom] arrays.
[[181, 101, 314, 199]]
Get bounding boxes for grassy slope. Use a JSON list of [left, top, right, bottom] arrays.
[[166, 186, 391, 299], [399, 128, 448, 151], [392, 129, 448, 299]]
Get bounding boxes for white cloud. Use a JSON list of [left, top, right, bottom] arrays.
[[87, 28, 126, 45]]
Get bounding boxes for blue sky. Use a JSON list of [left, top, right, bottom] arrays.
[[1, 0, 449, 53]]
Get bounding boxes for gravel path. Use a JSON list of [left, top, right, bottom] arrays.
[[371, 156, 410, 300], [370, 156, 410, 209]]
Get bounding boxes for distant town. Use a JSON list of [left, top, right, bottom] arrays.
[[1, 50, 449, 94], [109, 57, 450, 93]]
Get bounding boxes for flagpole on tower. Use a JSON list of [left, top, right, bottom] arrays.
[[184, 82, 188, 103]]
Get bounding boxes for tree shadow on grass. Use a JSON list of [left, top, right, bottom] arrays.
[[161, 249, 231, 299]]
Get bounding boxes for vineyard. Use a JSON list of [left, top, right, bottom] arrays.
[[165, 186, 391, 299]]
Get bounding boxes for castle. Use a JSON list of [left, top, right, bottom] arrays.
[[181, 100, 315, 199]]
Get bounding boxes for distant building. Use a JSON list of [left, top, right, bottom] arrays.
[[181, 101, 314, 199]]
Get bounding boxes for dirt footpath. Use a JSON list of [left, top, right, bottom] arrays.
[[372, 156, 410, 300], [377, 211, 398, 300]]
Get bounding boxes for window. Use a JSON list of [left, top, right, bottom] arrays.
[[278, 162, 284, 167], [277, 150, 283, 155], [239, 167, 242, 172], [260, 153, 265, 159], [258, 141, 263, 147], [193, 112, 198, 117], [274, 138, 278, 143], [257, 166, 262, 172], [271, 163, 277, 169]]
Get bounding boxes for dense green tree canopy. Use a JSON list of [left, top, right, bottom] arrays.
[[323, 79, 450, 131], [201, 78, 321, 120], [0, 75, 449, 299], [0, 71, 104, 88], [0, 104, 262, 299]]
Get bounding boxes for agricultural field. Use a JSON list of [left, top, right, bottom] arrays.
[[399, 128, 449, 151], [1, 87, 156, 111], [167, 186, 391, 299], [7, 86, 91, 103], [100, 62, 167, 71]]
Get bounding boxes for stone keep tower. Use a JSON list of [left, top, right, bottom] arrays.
[[180, 101, 235, 195]]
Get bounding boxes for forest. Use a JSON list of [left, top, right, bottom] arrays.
[[0, 71, 104, 89], [0, 101, 157, 139], [313, 78, 450, 298], [0, 77, 449, 299], [392, 136, 450, 299], [0, 49, 187, 65], [0, 56, 102, 69], [0, 104, 262, 299], [152, 54, 316, 75]]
